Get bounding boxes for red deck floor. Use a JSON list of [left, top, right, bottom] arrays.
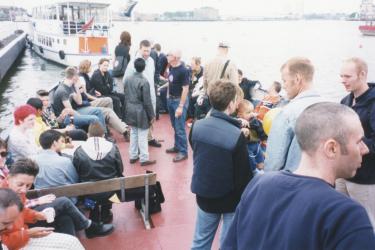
[[78, 115, 220, 250]]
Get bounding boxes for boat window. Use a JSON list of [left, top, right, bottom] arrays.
[[63, 39, 67, 45]]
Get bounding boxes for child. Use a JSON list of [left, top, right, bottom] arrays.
[[237, 100, 267, 173], [255, 81, 282, 121]]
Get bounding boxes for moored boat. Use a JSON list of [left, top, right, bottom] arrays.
[[28, 0, 111, 67], [359, 0, 375, 36]]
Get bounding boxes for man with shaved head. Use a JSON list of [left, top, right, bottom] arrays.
[[222, 102, 375, 250], [165, 50, 190, 162], [337, 57, 375, 228]]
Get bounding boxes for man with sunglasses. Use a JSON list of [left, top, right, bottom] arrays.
[[0, 139, 9, 187]]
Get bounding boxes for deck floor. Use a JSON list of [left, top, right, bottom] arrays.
[[78, 114, 220, 250]]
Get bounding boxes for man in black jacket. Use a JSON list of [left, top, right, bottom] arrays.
[[73, 122, 124, 223], [190, 80, 253, 249], [338, 57, 375, 228]]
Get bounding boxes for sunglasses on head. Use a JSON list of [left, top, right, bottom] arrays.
[[0, 152, 8, 158]]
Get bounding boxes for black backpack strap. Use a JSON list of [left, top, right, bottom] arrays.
[[220, 60, 230, 79]]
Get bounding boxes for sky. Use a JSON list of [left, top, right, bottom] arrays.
[[0, 0, 363, 16]]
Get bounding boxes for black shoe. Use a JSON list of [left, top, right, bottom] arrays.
[[129, 157, 139, 164], [166, 147, 178, 154], [85, 222, 114, 239], [123, 130, 130, 142], [101, 211, 113, 224], [148, 139, 162, 147], [173, 153, 188, 162], [140, 160, 156, 166]]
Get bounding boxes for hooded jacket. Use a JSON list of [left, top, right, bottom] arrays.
[[73, 137, 124, 182], [341, 83, 375, 184]]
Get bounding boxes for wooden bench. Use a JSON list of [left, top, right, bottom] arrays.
[[27, 173, 157, 229]]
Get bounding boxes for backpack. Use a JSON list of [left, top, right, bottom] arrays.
[[112, 55, 128, 77]]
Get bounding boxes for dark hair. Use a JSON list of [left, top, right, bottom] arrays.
[[39, 130, 63, 150], [98, 58, 110, 66], [9, 158, 39, 177], [88, 122, 105, 137], [139, 40, 151, 49], [295, 102, 358, 155], [208, 80, 237, 111], [238, 69, 243, 76], [0, 188, 23, 212], [120, 31, 131, 46], [134, 58, 146, 73], [153, 43, 161, 51], [0, 138, 7, 150], [27, 97, 43, 111], [36, 89, 49, 97], [273, 81, 282, 93]]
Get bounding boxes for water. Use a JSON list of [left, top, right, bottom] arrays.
[[1, 20, 375, 130]]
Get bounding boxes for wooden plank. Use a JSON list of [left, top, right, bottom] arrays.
[[27, 173, 156, 199]]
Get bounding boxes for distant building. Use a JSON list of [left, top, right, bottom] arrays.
[[193, 7, 220, 20]]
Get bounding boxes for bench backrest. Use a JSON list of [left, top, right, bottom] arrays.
[[27, 173, 157, 199]]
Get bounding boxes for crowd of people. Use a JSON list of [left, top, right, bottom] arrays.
[[0, 27, 374, 250]]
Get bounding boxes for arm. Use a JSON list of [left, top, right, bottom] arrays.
[[70, 78, 83, 105], [114, 145, 124, 177], [228, 63, 239, 85], [175, 85, 189, 118], [62, 100, 78, 115], [142, 80, 156, 122], [362, 104, 375, 154], [64, 159, 79, 184], [264, 112, 293, 171], [232, 133, 253, 193]]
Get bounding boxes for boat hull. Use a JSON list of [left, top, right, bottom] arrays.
[[359, 25, 375, 36]]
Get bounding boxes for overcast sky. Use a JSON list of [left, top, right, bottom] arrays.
[[0, 0, 362, 16]]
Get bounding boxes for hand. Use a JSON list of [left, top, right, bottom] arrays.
[[37, 194, 56, 205], [238, 118, 249, 128], [95, 90, 102, 97], [65, 124, 75, 131], [241, 128, 250, 137], [34, 212, 47, 221], [150, 118, 155, 125], [27, 227, 54, 238], [175, 106, 183, 118], [197, 97, 204, 106]]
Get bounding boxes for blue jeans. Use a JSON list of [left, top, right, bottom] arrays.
[[167, 98, 188, 155], [247, 142, 264, 171], [64, 106, 106, 132], [191, 206, 234, 250], [129, 127, 149, 162]]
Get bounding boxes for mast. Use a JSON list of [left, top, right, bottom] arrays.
[[360, 0, 375, 20]]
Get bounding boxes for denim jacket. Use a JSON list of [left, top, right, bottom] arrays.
[[264, 90, 327, 172]]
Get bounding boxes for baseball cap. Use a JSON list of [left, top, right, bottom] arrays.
[[218, 41, 230, 48]]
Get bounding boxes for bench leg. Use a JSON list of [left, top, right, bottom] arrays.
[[139, 200, 152, 230]]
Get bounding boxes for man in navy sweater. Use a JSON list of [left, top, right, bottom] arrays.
[[338, 57, 375, 228], [222, 102, 375, 250], [190, 80, 252, 249]]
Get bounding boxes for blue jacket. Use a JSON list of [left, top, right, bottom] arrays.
[[265, 90, 326, 172], [190, 109, 252, 200], [341, 83, 375, 184]]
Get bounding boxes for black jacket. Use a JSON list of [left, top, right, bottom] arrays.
[[190, 109, 253, 213], [73, 137, 124, 182], [341, 83, 375, 184], [124, 72, 155, 129], [90, 69, 114, 96]]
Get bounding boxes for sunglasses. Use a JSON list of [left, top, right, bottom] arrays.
[[0, 152, 8, 158]]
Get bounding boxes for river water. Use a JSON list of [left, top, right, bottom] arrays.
[[0, 20, 374, 130]]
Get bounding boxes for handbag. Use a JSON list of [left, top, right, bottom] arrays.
[[134, 180, 165, 214], [112, 55, 127, 77]]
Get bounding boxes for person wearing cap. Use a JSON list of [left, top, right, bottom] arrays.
[[196, 42, 239, 118], [7, 105, 39, 162]]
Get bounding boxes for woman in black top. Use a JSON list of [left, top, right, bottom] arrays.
[[91, 58, 125, 119], [112, 31, 131, 77]]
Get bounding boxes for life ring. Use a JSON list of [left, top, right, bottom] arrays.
[[39, 46, 44, 54], [58, 50, 65, 60]]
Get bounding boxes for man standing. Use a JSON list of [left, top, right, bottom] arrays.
[[190, 80, 252, 249], [264, 57, 325, 172], [123, 40, 161, 147], [222, 102, 375, 250], [338, 57, 375, 227], [124, 58, 156, 166], [165, 50, 190, 162]]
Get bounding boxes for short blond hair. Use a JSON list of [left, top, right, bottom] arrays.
[[237, 99, 254, 116], [281, 57, 314, 83], [344, 57, 368, 75]]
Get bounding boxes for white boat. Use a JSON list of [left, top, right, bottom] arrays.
[[359, 0, 375, 36], [27, 0, 111, 67]]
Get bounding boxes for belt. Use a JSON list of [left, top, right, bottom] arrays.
[[169, 95, 181, 99]]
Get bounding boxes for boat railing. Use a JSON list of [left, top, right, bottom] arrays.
[[62, 21, 109, 35]]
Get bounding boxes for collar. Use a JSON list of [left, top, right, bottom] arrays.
[[210, 109, 241, 128]]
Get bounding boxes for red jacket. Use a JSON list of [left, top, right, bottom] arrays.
[[2, 187, 38, 250]]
